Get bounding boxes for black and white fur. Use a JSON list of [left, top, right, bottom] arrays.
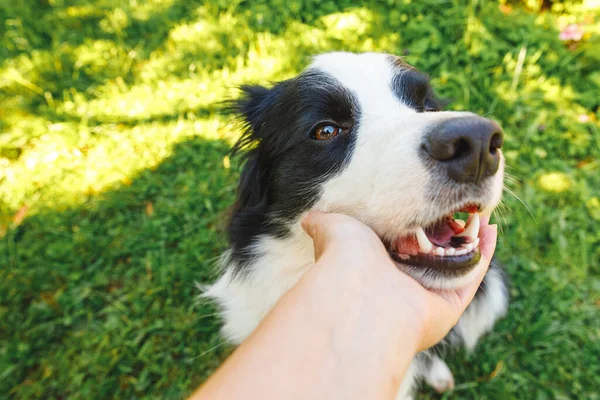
[[204, 52, 509, 398]]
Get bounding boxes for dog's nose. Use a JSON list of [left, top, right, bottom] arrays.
[[423, 116, 504, 183]]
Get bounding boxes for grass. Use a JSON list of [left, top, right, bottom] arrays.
[[1, 0, 599, 398]]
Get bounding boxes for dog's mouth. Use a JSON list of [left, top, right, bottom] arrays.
[[385, 203, 484, 277]]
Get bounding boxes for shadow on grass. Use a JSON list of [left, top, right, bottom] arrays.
[[40, 103, 219, 128], [1, 136, 238, 398], [0, 0, 203, 63]]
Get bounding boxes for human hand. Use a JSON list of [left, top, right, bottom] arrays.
[[301, 211, 498, 352], [192, 211, 496, 400]]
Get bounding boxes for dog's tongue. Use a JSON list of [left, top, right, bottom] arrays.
[[425, 218, 462, 247], [395, 214, 469, 254]]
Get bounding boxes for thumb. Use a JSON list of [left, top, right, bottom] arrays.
[[301, 211, 385, 263], [301, 211, 332, 260]]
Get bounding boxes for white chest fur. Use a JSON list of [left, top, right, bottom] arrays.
[[203, 226, 314, 344]]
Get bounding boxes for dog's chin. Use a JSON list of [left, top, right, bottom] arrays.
[[391, 250, 481, 290], [394, 260, 483, 290], [383, 202, 488, 290]]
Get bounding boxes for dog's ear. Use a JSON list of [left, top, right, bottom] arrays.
[[226, 85, 274, 229], [425, 86, 451, 111], [233, 148, 268, 213], [229, 85, 273, 154]]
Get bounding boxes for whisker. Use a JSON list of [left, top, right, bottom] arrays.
[[194, 311, 221, 320], [494, 201, 511, 235], [189, 340, 228, 361], [503, 170, 520, 178], [503, 178, 520, 189], [503, 172, 522, 187], [503, 186, 536, 223], [492, 207, 505, 235], [492, 208, 501, 231]]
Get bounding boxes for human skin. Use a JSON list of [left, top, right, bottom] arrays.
[[191, 212, 497, 400]]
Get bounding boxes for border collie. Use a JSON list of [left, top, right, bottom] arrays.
[[205, 52, 509, 398]]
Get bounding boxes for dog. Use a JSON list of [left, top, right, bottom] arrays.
[[205, 52, 509, 398]]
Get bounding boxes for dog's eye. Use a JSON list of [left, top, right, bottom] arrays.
[[313, 124, 340, 140]]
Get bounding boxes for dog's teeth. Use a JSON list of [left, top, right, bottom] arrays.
[[457, 213, 480, 241], [435, 247, 445, 256], [445, 247, 456, 256], [473, 237, 480, 248], [415, 227, 433, 254], [464, 243, 474, 253]]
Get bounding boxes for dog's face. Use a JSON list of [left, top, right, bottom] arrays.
[[230, 52, 504, 289]]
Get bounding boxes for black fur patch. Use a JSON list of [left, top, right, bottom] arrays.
[[227, 70, 361, 272], [388, 56, 446, 112]]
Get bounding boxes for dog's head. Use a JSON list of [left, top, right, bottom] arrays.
[[228, 52, 504, 289]]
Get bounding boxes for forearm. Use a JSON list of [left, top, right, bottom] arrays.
[[191, 261, 421, 400]]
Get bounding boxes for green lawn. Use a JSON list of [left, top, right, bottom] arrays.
[[1, 0, 599, 398]]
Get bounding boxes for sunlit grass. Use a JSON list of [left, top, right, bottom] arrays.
[[537, 172, 572, 193], [0, 116, 230, 213]]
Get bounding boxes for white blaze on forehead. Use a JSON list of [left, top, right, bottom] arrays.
[[309, 52, 408, 114], [309, 52, 434, 236]]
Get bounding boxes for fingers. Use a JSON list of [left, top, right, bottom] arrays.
[[301, 211, 386, 263], [418, 223, 498, 351], [301, 211, 337, 242], [301, 211, 356, 260], [479, 223, 497, 261], [480, 214, 490, 227], [454, 222, 498, 306], [301, 211, 337, 260]]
